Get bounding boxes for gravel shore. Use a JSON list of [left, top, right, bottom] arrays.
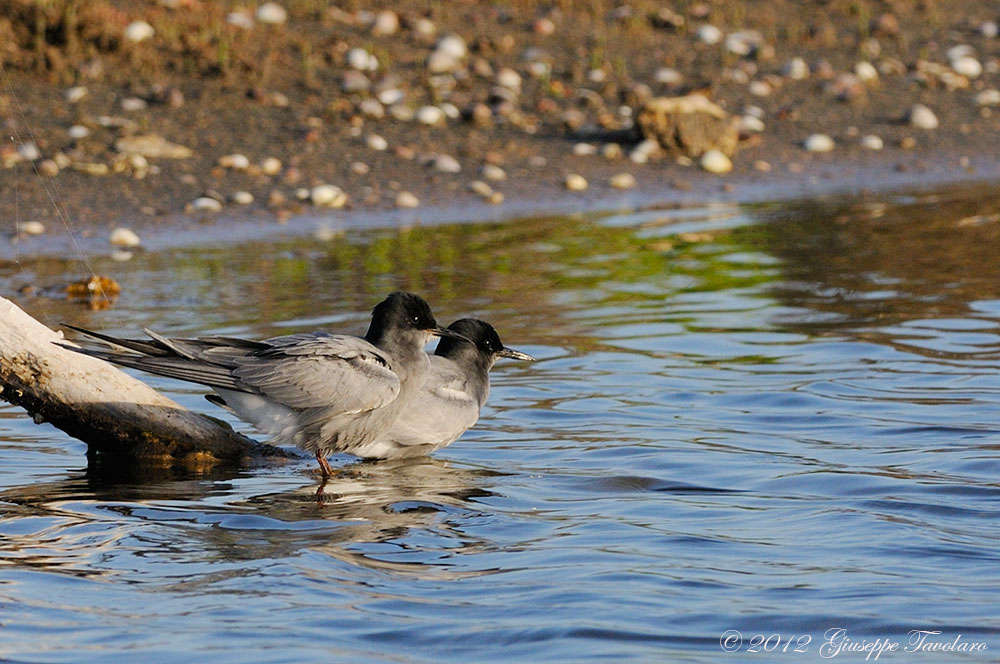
[[1, 0, 998, 250]]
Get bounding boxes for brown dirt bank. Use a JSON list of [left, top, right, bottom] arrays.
[[0, 0, 998, 249]]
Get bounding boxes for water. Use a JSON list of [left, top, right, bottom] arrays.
[[2, 183, 999, 662]]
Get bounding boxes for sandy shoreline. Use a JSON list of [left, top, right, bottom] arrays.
[[0, 0, 998, 256]]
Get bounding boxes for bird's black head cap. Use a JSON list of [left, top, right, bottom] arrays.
[[366, 292, 438, 343]]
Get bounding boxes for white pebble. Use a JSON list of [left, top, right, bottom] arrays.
[[18, 221, 45, 236], [230, 191, 254, 205], [975, 89, 1000, 107], [440, 102, 461, 119], [110, 227, 141, 247], [860, 135, 884, 150], [121, 97, 147, 112], [908, 104, 939, 129], [481, 164, 506, 181], [654, 68, 683, 85], [310, 184, 347, 208], [783, 57, 809, 80], [190, 197, 223, 213], [294, 187, 310, 201], [347, 48, 378, 72], [951, 56, 982, 78], [609, 173, 636, 189], [946, 45, 975, 61], [260, 157, 282, 175], [68, 125, 91, 139], [803, 133, 836, 152], [564, 173, 588, 191], [377, 88, 404, 106], [572, 143, 597, 156], [436, 34, 467, 60], [17, 142, 40, 161], [218, 153, 250, 170], [395, 191, 419, 208], [65, 86, 88, 104], [350, 161, 370, 175], [226, 10, 254, 29], [697, 24, 722, 45], [468, 180, 493, 197], [366, 134, 388, 151], [748, 80, 771, 97], [980, 21, 998, 38], [433, 154, 461, 173], [426, 51, 459, 74], [256, 2, 287, 25], [372, 10, 399, 36], [854, 61, 878, 82], [124, 21, 154, 43], [416, 106, 445, 125], [496, 67, 522, 91], [739, 114, 765, 133], [699, 149, 732, 173]]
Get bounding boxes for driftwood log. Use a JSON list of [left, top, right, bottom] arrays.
[[0, 296, 283, 467]]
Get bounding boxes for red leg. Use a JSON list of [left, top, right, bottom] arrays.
[[316, 452, 333, 477]]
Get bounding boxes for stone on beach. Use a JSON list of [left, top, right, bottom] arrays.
[[115, 135, 193, 159], [803, 134, 836, 152], [637, 95, 739, 158], [564, 174, 588, 191], [907, 104, 939, 130], [110, 227, 141, 248], [699, 149, 732, 174]]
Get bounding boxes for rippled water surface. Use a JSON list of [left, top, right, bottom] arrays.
[[2, 184, 1000, 662]]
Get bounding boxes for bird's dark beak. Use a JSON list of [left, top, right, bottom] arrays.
[[498, 347, 535, 361], [431, 326, 472, 343]]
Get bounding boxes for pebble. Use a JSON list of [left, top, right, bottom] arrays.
[[496, 67, 522, 91], [358, 98, 384, 119], [468, 180, 493, 197], [725, 30, 762, 57], [654, 67, 684, 85], [341, 70, 370, 93], [18, 221, 45, 236], [371, 10, 399, 36], [366, 134, 388, 151], [347, 48, 378, 72], [116, 134, 193, 159], [854, 61, 879, 83], [803, 133, 836, 152], [609, 173, 636, 189], [602, 143, 623, 160], [436, 34, 468, 60], [389, 105, 414, 122], [432, 154, 461, 173], [218, 153, 250, 170], [860, 135, 884, 150], [190, 197, 223, 213], [260, 157, 282, 175], [350, 161, 370, 175], [38, 159, 59, 176], [121, 97, 147, 112], [416, 106, 445, 125], [696, 24, 723, 45], [753, 160, 771, 172], [572, 143, 597, 156], [65, 86, 88, 104], [377, 88, 404, 106], [230, 191, 254, 205], [629, 139, 659, 164], [256, 2, 287, 25], [426, 51, 460, 74], [481, 164, 506, 181], [980, 21, 999, 38], [68, 125, 90, 139], [907, 104, 939, 129], [17, 142, 41, 161], [395, 191, 419, 208], [124, 21, 154, 43], [564, 174, 588, 191], [975, 89, 1000, 107], [699, 149, 732, 174], [110, 227, 141, 248], [951, 56, 982, 79], [440, 102, 461, 120], [227, 10, 254, 29], [739, 114, 765, 133], [783, 57, 809, 80], [748, 80, 771, 97], [310, 184, 347, 208]]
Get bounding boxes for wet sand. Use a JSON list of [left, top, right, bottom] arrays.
[[0, 0, 998, 254]]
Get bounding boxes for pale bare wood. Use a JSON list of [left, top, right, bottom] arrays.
[[0, 296, 282, 466]]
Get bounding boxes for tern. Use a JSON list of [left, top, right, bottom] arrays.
[[65, 292, 466, 475], [368, 318, 535, 457]]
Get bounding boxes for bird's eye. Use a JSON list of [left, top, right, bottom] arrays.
[[411, 315, 421, 326]]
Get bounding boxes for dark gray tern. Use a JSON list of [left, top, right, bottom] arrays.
[[369, 318, 535, 457], [64, 292, 466, 475]]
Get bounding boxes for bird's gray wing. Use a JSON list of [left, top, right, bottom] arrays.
[[382, 357, 481, 448], [225, 333, 401, 412]]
